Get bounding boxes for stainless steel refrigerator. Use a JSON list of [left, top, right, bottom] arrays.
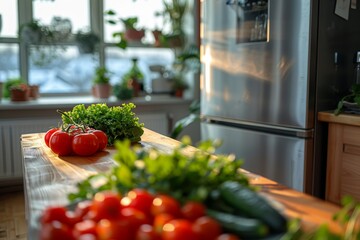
[[200, 0, 359, 194]]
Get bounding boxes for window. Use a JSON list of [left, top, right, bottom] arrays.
[[0, 44, 19, 81], [0, 0, 197, 96], [0, 1, 18, 38], [33, 0, 90, 33], [0, 1, 20, 82]]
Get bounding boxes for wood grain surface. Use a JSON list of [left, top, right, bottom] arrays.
[[21, 128, 343, 239], [319, 111, 360, 205], [318, 111, 360, 126]]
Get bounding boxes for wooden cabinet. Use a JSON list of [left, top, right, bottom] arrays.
[[318, 112, 360, 205]]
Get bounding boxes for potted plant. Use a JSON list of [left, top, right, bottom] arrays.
[[92, 66, 112, 99], [122, 58, 145, 97], [152, 29, 162, 47], [10, 83, 30, 102], [121, 17, 145, 42], [113, 81, 133, 100], [75, 30, 100, 54], [3, 78, 27, 99], [3, 78, 30, 102], [105, 10, 145, 49], [172, 74, 189, 98], [29, 85, 40, 100], [155, 0, 187, 49]]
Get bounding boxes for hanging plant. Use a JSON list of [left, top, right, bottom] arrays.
[[19, 17, 72, 66], [75, 29, 100, 54]]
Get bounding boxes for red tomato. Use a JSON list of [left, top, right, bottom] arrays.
[[77, 234, 97, 240], [72, 132, 99, 156], [40, 221, 74, 240], [65, 210, 82, 226], [96, 219, 132, 240], [89, 191, 122, 221], [135, 224, 161, 240], [151, 195, 182, 218], [215, 234, 240, 240], [68, 125, 82, 135], [181, 201, 206, 221], [153, 213, 175, 234], [44, 128, 59, 147], [120, 207, 151, 237], [162, 219, 198, 240], [88, 130, 108, 151], [192, 216, 222, 240], [41, 206, 70, 225], [49, 130, 73, 156], [74, 200, 93, 220], [73, 219, 98, 238], [122, 189, 154, 217]]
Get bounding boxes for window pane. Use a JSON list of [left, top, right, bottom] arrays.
[[33, 0, 90, 34], [28, 46, 98, 94], [104, 0, 170, 44], [105, 47, 174, 93], [0, 44, 20, 81], [0, 0, 18, 38]]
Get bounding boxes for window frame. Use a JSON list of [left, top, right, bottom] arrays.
[[0, 0, 199, 97]]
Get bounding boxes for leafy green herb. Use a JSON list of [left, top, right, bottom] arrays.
[[61, 103, 144, 145], [334, 84, 360, 115], [68, 137, 251, 204]]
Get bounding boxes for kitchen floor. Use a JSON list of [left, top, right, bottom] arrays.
[[0, 190, 27, 240]]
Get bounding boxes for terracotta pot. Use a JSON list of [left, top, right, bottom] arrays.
[[174, 89, 184, 98], [92, 83, 112, 99], [130, 79, 143, 97], [29, 85, 39, 99], [124, 29, 145, 42], [152, 30, 162, 47], [10, 88, 30, 102]]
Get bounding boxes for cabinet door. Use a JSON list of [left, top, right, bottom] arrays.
[[326, 124, 360, 204]]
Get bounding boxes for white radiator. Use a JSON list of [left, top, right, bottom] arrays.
[[137, 113, 169, 136], [0, 118, 60, 182], [0, 113, 169, 183]]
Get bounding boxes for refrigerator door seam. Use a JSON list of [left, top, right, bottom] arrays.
[[201, 116, 314, 138]]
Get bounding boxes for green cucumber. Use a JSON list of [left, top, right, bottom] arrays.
[[207, 209, 269, 238], [205, 190, 238, 214], [219, 181, 288, 232]]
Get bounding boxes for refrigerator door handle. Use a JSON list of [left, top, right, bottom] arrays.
[[201, 116, 314, 138]]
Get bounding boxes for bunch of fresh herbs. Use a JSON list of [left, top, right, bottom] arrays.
[[68, 137, 250, 204], [61, 103, 144, 145]]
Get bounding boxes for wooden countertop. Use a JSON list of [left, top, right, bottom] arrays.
[[318, 111, 360, 126], [21, 128, 343, 238]]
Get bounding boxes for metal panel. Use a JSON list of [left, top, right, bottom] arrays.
[[201, 0, 312, 129], [201, 122, 307, 192]]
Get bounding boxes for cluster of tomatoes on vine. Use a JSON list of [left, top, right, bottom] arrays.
[[39, 189, 240, 240], [44, 123, 108, 157]]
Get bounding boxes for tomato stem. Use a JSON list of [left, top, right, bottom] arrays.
[[57, 109, 87, 133], [57, 109, 77, 125]]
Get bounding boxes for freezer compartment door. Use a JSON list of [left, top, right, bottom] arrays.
[[201, 122, 309, 192]]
